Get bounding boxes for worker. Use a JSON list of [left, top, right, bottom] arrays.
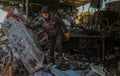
[[27, 6, 70, 63]]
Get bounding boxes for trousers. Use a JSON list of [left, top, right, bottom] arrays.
[[49, 35, 62, 58]]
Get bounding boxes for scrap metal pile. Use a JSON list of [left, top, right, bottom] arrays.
[[0, 1, 120, 75], [0, 29, 8, 75], [0, 17, 119, 76]]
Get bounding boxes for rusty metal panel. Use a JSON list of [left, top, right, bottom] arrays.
[[2, 18, 44, 74]]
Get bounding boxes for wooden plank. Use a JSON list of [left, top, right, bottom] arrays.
[[1, 53, 13, 76], [70, 34, 101, 38], [2, 18, 44, 74]]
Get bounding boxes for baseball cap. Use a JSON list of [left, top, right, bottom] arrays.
[[41, 6, 50, 13]]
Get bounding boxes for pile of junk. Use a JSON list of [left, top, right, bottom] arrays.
[[0, 0, 120, 76]]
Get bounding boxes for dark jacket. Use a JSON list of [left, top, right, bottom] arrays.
[[30, 13, 68, 37]]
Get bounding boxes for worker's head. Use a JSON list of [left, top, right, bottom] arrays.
[[41, 6, 50, 20]]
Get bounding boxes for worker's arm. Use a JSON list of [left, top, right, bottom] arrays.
[[26, 18, 44, 30], [55, 15, 68, 33], [55, 15, 70, 39]]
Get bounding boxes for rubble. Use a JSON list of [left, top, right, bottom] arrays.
[[51, 64, 106, 76], [0, 1, 120, 75], [34, 70, 53, 76], [0, 23, 119, 76]]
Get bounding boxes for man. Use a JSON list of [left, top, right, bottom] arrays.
[[28, 6, 70, 62]]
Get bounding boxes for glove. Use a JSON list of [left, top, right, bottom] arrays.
[[64, 32, 70, 39]]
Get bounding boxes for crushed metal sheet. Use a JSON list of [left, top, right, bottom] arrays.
[[2, 18, 44, 74]]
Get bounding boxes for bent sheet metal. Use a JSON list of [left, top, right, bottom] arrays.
[[2, 18, 44, 74]]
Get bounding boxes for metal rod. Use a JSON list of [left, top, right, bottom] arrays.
[[22, 0, 24, 11], [102, 37, 105, 61], [26, 0, 28, 19]]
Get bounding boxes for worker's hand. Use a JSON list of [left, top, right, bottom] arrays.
[[64, 32, 70, 39]]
